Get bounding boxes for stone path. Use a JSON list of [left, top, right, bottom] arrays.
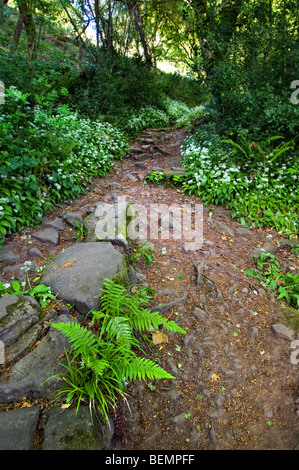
[[0, 126, 298, 450]]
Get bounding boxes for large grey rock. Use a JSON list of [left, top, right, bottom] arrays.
[[0, 406, 40, 450], [42, 406, 102, 450], [0, 295, 20, 321], [42, 242, 129, 315], [5, 324, 42, 362], [0, 314, 75, 403]]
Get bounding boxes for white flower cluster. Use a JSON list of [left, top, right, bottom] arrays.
[[181, 135, 298, 204]]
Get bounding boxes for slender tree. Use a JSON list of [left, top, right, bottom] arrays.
[[16, 0, 37, 60]]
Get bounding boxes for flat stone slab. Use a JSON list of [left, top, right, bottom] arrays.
[[0, 295, 41, 347], [44, 218, 64, 230], [0, 314, 75, 403], [32, 228, 59, 245], [0, 406, 40, 450], [42, 406, 102, 450], [42, 242, 128, 315]]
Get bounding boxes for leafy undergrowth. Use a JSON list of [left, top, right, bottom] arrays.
[[0, 88, 129, 247], [246, 248, 299, 308], [180, 118, 298, 237], [124, 96, 204, 138]]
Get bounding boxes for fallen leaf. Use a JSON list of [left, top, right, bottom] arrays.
[[151, 330, 169, 345], [21, 402, 32, 408], [61, 403, 71, 409], [211, 373, 219, 382], [61, 262, 75, 268]]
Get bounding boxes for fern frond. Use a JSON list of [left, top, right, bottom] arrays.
[[266, 135, 284, 145], [52, 322, 97, 358], [101, 278, 127, 316], [105, 316, 137, 346], [85, 358, 110, 376], [124, 306, 186, 335], [121, 356, 175, 381], [222, 139, 251, 159]]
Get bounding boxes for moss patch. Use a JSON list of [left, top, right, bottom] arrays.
[[62, 429, 101, 450], [284, 306, 299, 332]]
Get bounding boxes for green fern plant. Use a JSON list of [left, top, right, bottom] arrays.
[[44, 279, 186, 423]]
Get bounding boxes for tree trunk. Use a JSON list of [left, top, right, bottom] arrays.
[[127, 0, 152, 68], [0, 0, 4, 27], [94, 0, 101, 59], [106, 0, 113, 54], [17, 0, 36, 61], [10, 13, 24, 54], [133, 1, 152, 68]]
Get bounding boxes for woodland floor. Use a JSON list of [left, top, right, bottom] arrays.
[[1, 126, 299, 451]]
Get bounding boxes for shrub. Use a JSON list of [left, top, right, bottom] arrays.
[[0, 87, 129, 246], [180, 120, 299, 235]]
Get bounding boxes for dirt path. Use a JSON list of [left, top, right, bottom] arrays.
[[1, 126, 298, 450], [104, 127, 299, 450]]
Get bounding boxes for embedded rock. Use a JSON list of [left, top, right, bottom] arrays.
[[42, 242, 129, 315], [0, 295, 41, 347], [84, 200, 137, 248], [63, 212, 83, 227], [42, 406, 102, 450], [271, 323, 295, 341], [0, 406, 40, 450], [32, 228, 59, 245], [0, 314, 75, 403], [0, 245, 21, 264], [44, 218, 64, 230]]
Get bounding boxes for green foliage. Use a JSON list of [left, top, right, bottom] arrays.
[[163, 96, 204, 129], [145, 171, 165, 185], [125, 106, 170, 138], [46, 279, 185, 422], [180, 122, 298, 235], [246, 252, 299, 308], [131, 244, 155, 266], [0, 261, 55, 308], [0, 87, 129, 246]]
